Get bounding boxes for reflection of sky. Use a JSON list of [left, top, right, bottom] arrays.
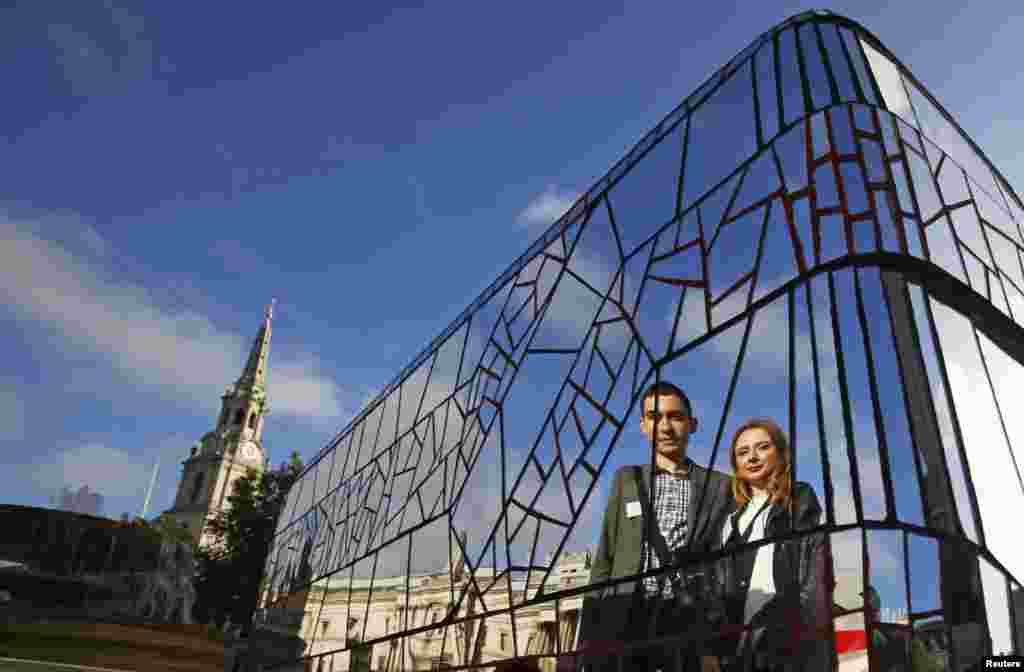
[[683, 59, 758, 210], [283, 15, 1024, 532], [271, 15, 1024, 638]]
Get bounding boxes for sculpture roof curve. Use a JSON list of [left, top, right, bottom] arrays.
[[294, 8, 1023, 480]]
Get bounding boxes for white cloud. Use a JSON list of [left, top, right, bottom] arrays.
[[269, 359, 346, 421], [674, 270, 801, 377], [0, 378, 26, 442], [517, 186, 578, 233], [859, 39, 912, 119], [15, 209, 111, 260], [47, 2, 157, 99], [48, 23, 119, 97], [537, 248, 623, 351], [19, 434, 196, 518], [0, 214, 346, 423], [830, 529, 902, 608], [77, 223, 109, 258], [27, 442, 153, 500]]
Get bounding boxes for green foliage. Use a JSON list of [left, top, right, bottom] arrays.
[[910, 638, 944, 672], [192, 451, 304, 627], [149, 515, 197, 547], [205, 621, 225, 641]]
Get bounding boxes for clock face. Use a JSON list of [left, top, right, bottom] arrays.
[[241, 441, 258, 460]]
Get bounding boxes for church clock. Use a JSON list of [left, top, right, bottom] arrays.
[[240, 440, 260, 461]]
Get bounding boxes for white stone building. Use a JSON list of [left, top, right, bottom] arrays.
[[257, 551, 591, 671]]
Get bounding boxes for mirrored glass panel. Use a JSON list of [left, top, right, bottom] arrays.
[[929, 299, 1024, 583], [860, 38, 913, 123], [778, 27, 805, 127], [251, 14, 1024, 670], [906, 286, 979, 543], [836, 29, 875, 108], [979, 556, 1015, 656], [607, 120, 687, 259], [682, 60, 758, 210], [800, 24, 832, 112]]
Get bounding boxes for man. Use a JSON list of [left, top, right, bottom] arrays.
[[579, 381, 735, 671]]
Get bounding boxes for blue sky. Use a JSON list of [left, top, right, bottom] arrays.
[[2, 0, 1023, 635]]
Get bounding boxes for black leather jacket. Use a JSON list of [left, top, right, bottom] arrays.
[[710, 482, 831, 668]]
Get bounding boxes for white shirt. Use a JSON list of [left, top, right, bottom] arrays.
[[722, 492, 776, 647]]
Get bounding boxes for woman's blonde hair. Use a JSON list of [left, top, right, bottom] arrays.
[[729, 417, 793, 509]]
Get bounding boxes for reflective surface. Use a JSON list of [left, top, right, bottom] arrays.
[[248, 10, 1024, 671]]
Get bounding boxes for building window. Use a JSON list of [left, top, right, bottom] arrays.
[[500, 631, 508, 651], [190, 472, 205, 503], [248, 412, 258, 428], [234, 408, 245, 425], [321, 620, 330, 636]]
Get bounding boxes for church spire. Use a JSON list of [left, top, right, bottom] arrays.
[[237, 299, 274, 393], [164, 301, 274, 546]]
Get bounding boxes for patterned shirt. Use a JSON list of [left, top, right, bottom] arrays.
[[642, 459, 692, 596]]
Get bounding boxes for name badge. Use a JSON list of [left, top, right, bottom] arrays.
[[625, 501, 642, 518]]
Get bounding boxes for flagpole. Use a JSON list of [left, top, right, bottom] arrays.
[[141, 459, 160, 520]]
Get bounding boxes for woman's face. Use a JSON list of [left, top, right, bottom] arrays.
[[733, 427, 780, 491]]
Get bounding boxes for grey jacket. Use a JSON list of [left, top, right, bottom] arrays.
[[580, 461, 734, 643]]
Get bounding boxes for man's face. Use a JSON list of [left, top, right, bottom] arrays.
[[640, 393, 695, 462]]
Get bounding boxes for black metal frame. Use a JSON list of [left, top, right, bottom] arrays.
[[249, 10, 1024, 671]]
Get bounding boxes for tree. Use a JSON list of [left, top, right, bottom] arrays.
[[148, 514, 196, 547], [910, 638, 945, 672], [193, 450, 304, 628]]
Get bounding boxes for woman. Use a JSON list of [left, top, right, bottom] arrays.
[[705, 418, 831, 672]]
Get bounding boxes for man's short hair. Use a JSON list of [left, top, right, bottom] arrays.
[[641, 381, 693, 417]]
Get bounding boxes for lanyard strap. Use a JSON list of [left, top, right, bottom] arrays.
[[727, 497, 773, 547], [632, 466, 675, 569]]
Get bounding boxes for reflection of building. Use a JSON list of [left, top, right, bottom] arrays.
[[284, 552, 590, 672], [277, 557, 906, 672], [162, 304, 273, 548], [244, 10, 1024, 671], [833, 578, 921, 672], [52, 484, 104, 517]]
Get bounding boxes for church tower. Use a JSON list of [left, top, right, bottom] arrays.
[[164, 301, 274, 547]]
